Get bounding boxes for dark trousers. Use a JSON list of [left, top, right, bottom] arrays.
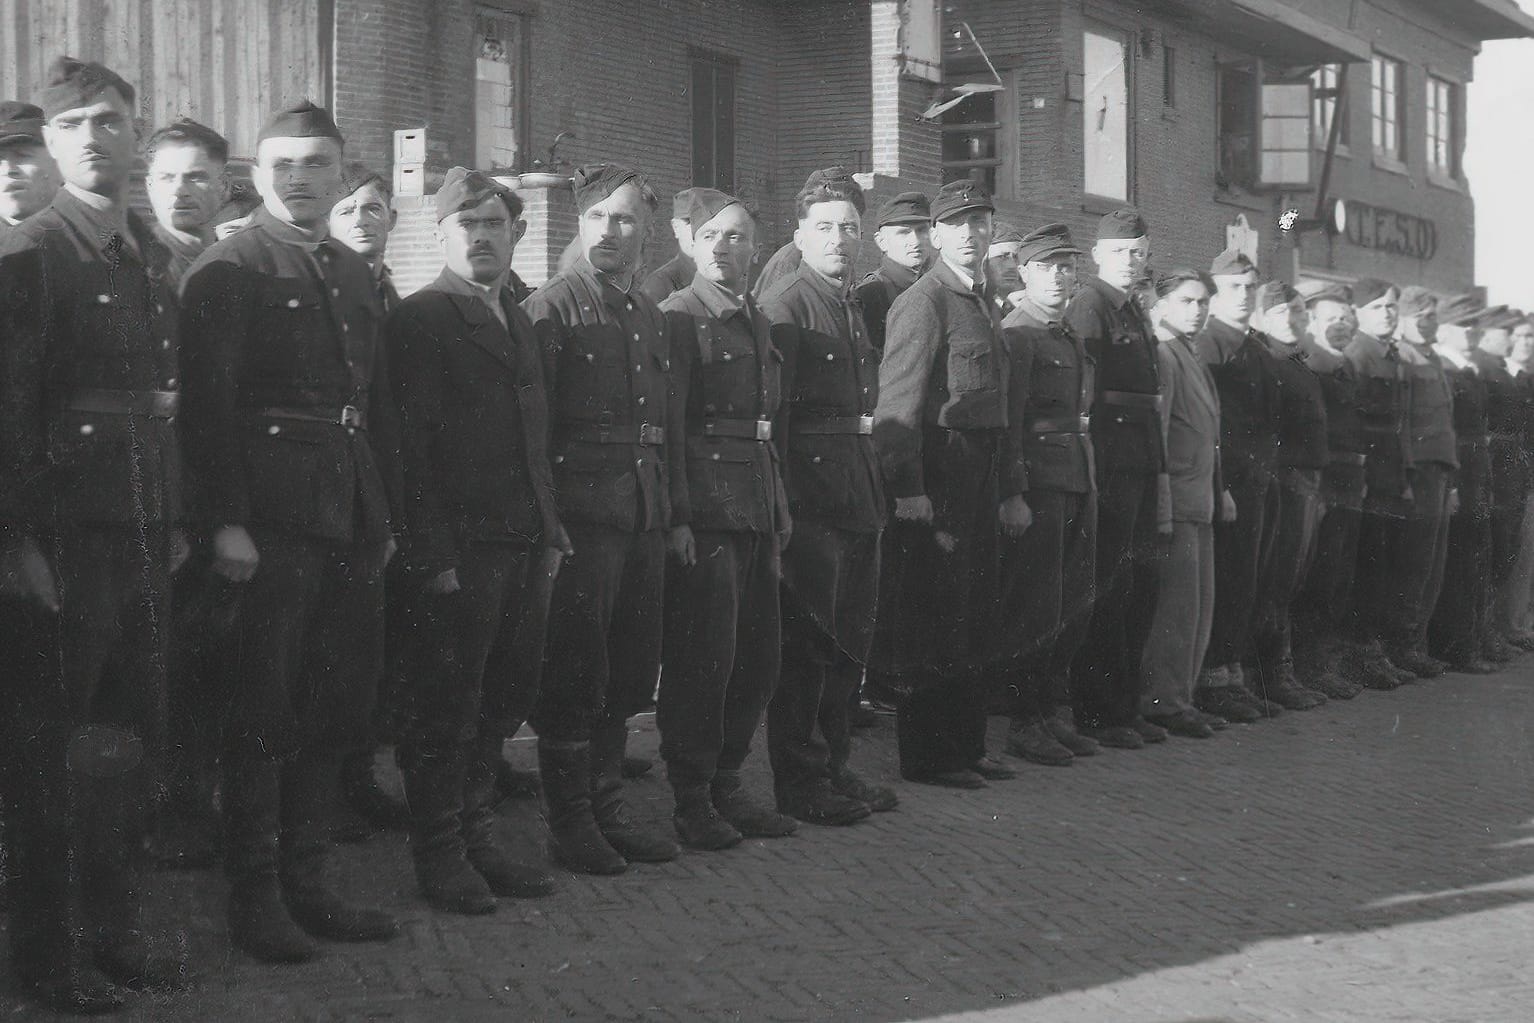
[[398, 542, 556, 750], [1071, 467, 1160, 728], [2, 525, 170, 974], [658, 530, 782, 788], [998, 489, 1097, 720], [224, 528, 389, 760], [1206, 469, 1279, 670], [1297, 503, 1363, 638], [768, 524, 879, 795], [164, 551, 240, 816], [1252, 469, 1325, 670], [1430, 478, 1493, 665], [531, 524, 664, 743], [1358, 465, 1452, 652]]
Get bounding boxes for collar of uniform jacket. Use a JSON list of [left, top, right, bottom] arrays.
[[796, 261, 856, 302], [249, 205, 338, 254], [931, 256, 987, 300], [687, 273, 751, 322], [1085, 273, 1133, 310], [433, 265, 513, 317], [571, 255, 644, 312], [51, 186, 152, 263], [1008, 294, 1066, 330], [876, 256, 920, 292]]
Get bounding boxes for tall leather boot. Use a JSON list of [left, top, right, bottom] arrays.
[[224, 755, 317, 964], [462, 736, 555, 897], [278, 749, 399, 944], [398, 743, 495, 915], [537, 739, 626, 875], [590, 720, 679, 863], [8, 729, 125, 1012], [79, 726, 189, 991]]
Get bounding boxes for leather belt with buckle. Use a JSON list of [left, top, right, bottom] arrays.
[[1100, 390, 1162, 412], [1030, 414, 1090, 435], [791, 414, 873, 436], [703, 419, 773, 441], [566, 422, 666, 446], [257, 405, 367, 429], [67, 388, 180, 419], [1329, 451, 1367, 467]]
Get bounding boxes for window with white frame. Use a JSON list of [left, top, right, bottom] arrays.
[[1426, 75, 1457, 177], [1371, 54, 1405, 162], [1311, 64, 1349, 148], [1083, 24, 1131, 200], [475, 7, 529, 171]]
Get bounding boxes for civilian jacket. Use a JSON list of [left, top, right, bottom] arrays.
[[524, 257, 675, 533], [386, 268, 562, 576], [1001, 296, 1095, 496], [1198, 317, 1282, 482], [1157, 332, 1224, 524], [662, 275, 789, 534], [761, 264, 884, 533], [179, 207, 399, 545], [855, 257, 921, 352], [0, 189, 182, 529], [1065, 274, 1163, 475]]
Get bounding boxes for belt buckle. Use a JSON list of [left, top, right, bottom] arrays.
[[755, 420, 773, 441], [1077, 414, 1090, 431], [340, 405, 362, 428], [857, 414, 874, 435]]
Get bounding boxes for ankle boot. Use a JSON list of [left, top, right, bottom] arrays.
[[710, 770, 797, 838], [671, 782, 742, 851], [537, 740, 627, 875], [400, 744, 495, 915], [463, 738, 555, 897], [223, 756, 317, 964], [279, 752, 399, 943], [1045, 706, 1100, 756], [590, 721, 679, 864]]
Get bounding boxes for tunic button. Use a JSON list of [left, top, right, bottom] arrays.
[[586, 353, 595, 363], [161, 339, 170, 349], [96, 294, 110, 304], [635, 458, 644, 467], [722, 352, 733, 361], [636, 364, 643, 372], [166, 377, 177, 387], [342, 323, 350, 332], [633, 334, 641, 341], [79, 423, 94, 435], [812, 456, 822, 464], [711, 453, 721, 461], [332, 288, 340, 297], [863, 387, 869, 394], [825, 353, 834, 361], [637, 396, 646, 405], [287, 298, 300, 308], [155, 303, 164, 314], [268, 425, 281, 436]]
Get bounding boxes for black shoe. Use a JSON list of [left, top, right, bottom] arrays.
[[95, 929, 191, 991], [970, 755, 1018, 780], [1193, 687, 1263, 724], [711, 773, 799, 837], [1193, 710, 1230, 731], [228, 879, 319, 963], [1129, 717, 1169, 743], [416, 846, 498, 915], [1044, 707, 1100, 756], [830, 768, 899, 811], [1265, 680, 1328, 710], [672, 789, 743, 851], [1081, 725, 1144, 750], [538, 743, 627, 876], [779, 780, 873, 825], [466, 845, 558, 898], [285, 887, 400, 943], [1389, 647, 1445, 679], [902, 768, 987, 789], [1006, 718, 1075, 765], [1307, 671, 1363, 700], [1143, 710, 1215, 739]]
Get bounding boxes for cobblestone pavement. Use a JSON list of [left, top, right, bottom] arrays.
[[5, 662, 1534, 1022]]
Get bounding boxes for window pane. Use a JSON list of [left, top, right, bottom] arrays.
[[1083, 26, 1130, 200], [474, 10, 522, 170]]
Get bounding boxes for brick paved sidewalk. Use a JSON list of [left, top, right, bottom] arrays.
[[5, 663, 1534, 1021]]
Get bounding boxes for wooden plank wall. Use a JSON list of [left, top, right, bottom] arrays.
[[0, 0, 330, 156]]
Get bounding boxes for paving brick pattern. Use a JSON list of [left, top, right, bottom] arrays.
[[6, 666, 1534, 1021]]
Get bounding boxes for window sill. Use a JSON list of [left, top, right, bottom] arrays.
[[1371, 153, 1411, 177], [1082, 193, 1132, 216], [1427, 171, 1466, 194], [1213, 190, 1269, 213], [1314, 143, 1352, 160]]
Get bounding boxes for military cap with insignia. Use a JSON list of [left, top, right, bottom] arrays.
[[930, 179, 994, 223], [795, 165, 865, 213], [990, 220, 1025, 246], [671, 187, 700, 219], [572, 161, 650, 213], [1351, 277, 1397, 307], [876, 191, 930, 228], [1255, 281, 1299, 312], [435, 165, 520, 222], [1438, 292, 1485, 326], [36, 56, 135, 119], [1096, 207, 1148, 240], [257, 99, 343, 145], [0, 101, 45, 148], [1017, 222, 1083, 264], [1397, 285, 1438, 318], [685, 187, 741, 235], [1209, 247, 1258, 276]]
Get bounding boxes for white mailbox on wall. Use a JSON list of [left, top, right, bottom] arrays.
[[394, 128, 426, 197]]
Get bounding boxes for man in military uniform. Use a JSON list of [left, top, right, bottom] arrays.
[[875, 180, 1012, 788], [639, 186, 696, 304], [386, 168, 567, 913], [761, 169, 892, 824], [180, 100, 401, 963], [0, 57, 187, 1012], [854, 190, 930, 351], [143, 118, 228, 286], [1248, 282, 1336, 705], [0, 101, 59, 238], [657, 187, 800, 849], [1065, 208, 1168, 749], [523, 163, 681, 874], [752, 167, 861, 299], [330, 165, 403, 313], [985, 220, 1026, 317], [996, 224, 1103, 763], [1427, 297, 1495, 672]]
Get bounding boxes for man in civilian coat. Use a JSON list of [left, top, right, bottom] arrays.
[[0, 57, 188, 1013], [657, 188, 800, 850], [760, 169, 893, 825], [522, 163, 681, 874], [1065, 208, 1169, 750], [875, 179, 1015, 789], [386, 168, 570, 913], [180, 100, 402, 963]]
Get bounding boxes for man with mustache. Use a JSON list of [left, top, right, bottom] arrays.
[[875, 180, 1013, 789], [751, 167, 859, 300], [179, 100, 402, 963], [760, 169, 893, 825], [386, 167, 567, 911], [0, 101, 59, 239], [521, 163, 681, 874], [656, 187, 798, 849], [0, 57, 187, 1012]]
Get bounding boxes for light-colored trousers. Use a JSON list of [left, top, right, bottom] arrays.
[[1140, 521, 1215, 716]]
